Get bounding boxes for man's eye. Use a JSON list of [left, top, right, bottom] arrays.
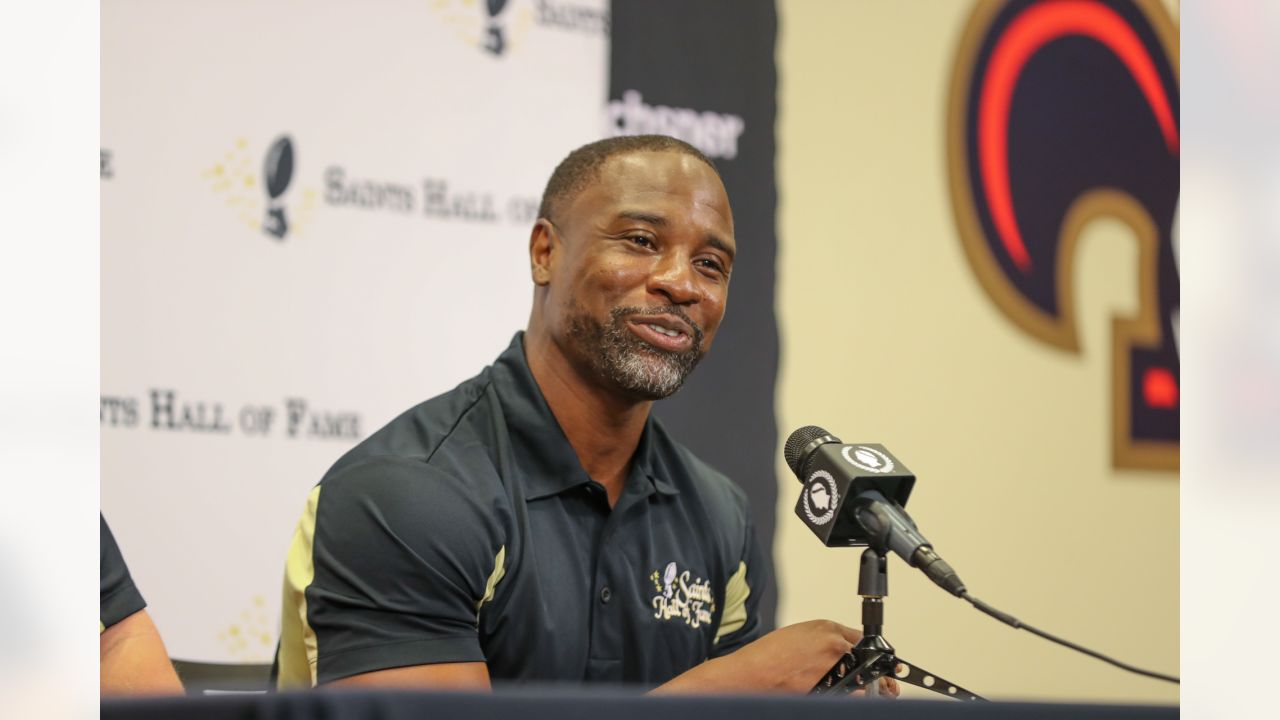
[[627, 235, 655, 248], [697, 258, 729, 277]]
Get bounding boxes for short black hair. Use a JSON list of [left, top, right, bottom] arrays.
[[537, 135, 720, 222]]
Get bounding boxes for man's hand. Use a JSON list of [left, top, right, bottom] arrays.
[[653, 620, 900, 696]]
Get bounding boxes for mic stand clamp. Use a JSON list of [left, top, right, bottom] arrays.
[[812, 549, 985, 701]]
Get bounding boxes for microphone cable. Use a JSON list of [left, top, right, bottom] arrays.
[[959, 591, 1180, 685]]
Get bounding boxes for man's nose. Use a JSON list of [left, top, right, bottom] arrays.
[[647, 251, 700, 305]]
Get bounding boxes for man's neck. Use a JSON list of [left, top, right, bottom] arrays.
[[523, 330, 650, 507]]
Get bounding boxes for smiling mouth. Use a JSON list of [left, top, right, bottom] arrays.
[[577, 306, 705, 399], [640, 322, 684, 339], [625, 315, 698, 354]]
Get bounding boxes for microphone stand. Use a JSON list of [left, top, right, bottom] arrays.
[[812, 548, 985, 701]]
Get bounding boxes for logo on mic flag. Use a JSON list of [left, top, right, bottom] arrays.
[[802, 470, 839, 526], [843, 445, 895, 474]]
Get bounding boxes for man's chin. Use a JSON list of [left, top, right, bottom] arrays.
[[611, 350, 699, 400], [618, 381, 682, 402]]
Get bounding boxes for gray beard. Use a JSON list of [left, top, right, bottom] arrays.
[[566, 305, 705, 400]]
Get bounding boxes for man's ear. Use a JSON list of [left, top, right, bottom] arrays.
[[529, 218, 556, 286]]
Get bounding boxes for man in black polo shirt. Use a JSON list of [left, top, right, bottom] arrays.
[[275, 135, 895, 695]]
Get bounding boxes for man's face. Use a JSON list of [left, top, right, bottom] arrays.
[[540, 151, 735, 400]]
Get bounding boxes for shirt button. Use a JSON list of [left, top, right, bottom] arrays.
[[600, 586, 612, 604]]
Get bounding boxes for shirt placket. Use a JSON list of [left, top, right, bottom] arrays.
[[584, 474, 654, 682]]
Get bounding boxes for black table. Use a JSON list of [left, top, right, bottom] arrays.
[[103, 688, 1177, 720]]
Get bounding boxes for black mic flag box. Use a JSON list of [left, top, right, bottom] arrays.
[[794, 443, 916, 547]]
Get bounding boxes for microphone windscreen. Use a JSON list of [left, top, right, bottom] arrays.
[[784, 425, 834, 476]]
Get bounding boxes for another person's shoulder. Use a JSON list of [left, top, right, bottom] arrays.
[[100, 514, 146, 632]]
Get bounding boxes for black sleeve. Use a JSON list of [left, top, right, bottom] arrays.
[[101, 514, 146, 631], [710, 508, 765, 658], [305, 457, 510, 684]]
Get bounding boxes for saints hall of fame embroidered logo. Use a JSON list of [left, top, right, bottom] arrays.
[[649, 561, 716, 629]]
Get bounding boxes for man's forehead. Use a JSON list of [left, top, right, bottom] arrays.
[[596, 151, 720, 191], [575, 151, 733, 229]]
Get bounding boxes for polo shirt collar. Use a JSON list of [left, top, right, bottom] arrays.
[[492, 332, 680, 501]]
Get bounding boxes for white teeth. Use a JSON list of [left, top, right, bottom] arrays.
[[645, 323, 681, 338]]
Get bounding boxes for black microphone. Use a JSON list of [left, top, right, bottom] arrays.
[[786, 427, 1181, 686], [784, 425, 967, 597]]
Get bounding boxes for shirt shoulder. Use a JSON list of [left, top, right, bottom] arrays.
[[312, 362, 515, 558], [325, 364, 498, 478], [648, 419, 752, 534]]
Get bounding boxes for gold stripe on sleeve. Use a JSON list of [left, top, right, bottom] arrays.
[[713, 561, 750, 645], [275, 485, 322, 688], [476, 545, 507, 621]]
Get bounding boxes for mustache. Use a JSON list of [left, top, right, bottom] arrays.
[[610, 305, 705, 347]]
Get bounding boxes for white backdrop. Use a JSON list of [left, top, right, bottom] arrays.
[[101, 0, 609, 663]]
